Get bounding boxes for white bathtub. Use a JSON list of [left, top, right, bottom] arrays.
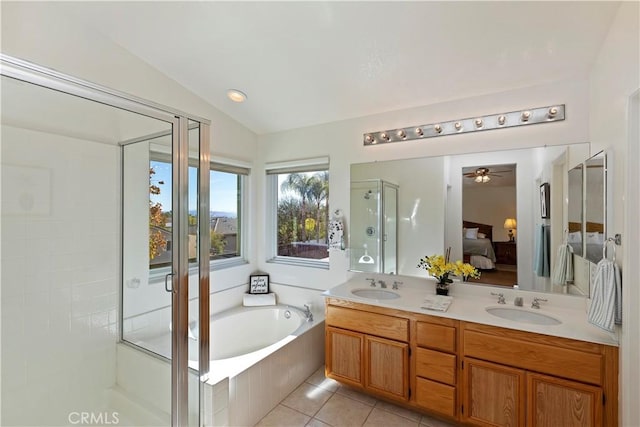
[[120, 303, 324, 426], [202, 304, 324, 426], [191, 304, 309, 362]]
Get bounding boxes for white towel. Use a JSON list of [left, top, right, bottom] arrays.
[[243, 292, 276, 307], [552, 244, 574, 285], [328, 219, 344, 250], [587, 259, 622, 332]]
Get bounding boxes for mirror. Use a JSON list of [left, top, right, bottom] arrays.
[[567, 164, 584, 257], [350, 143, 591, 296], [350, 179, 399, 274], [462, 164, 517, 286], [583, 151, 606, 263]]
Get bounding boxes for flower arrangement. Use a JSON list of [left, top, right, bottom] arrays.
[[417, 254, 480, 295]]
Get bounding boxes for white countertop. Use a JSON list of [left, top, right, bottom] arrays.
[[323, 274, 619, 347]]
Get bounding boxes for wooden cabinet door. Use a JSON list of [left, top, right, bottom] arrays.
[[462, 358, 526, 427], [364, 335, 409, 401], [326, 327, 363, 387], [527, 372, 603, 427]]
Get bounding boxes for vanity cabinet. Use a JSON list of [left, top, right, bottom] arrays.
[[413, 316, 458, 418], [325, 302, 409, 401], [461, 321, 617, 427], [324, 297, 618, 426]]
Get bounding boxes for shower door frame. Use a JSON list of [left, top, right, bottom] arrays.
[[1, 53, 211, 426]]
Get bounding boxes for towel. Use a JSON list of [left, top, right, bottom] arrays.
[[328, 219, 344, 250], [534, 224, 550, 277], [587, 259, 622, 332], [421, 295, 453, 312], [552, 243, 574, 285], [243, 292, 276, 307]]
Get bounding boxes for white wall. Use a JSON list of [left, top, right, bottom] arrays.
[[1, 126, 120, 425], [589, 2, 640, 426]]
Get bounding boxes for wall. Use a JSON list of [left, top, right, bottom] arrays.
[[462, 185, 516, 243], [1, 1, 259, 298], [258, 77, 591, 292], [588, 2, 640, 425], [1, 126, 119, 425]]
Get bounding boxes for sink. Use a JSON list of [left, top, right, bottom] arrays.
[[351, 288, 400, 300], [486, 307, 562, 325]]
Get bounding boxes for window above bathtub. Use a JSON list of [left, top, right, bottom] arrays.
[[149, 153, 250, 272], [265, 157, 330, 269]]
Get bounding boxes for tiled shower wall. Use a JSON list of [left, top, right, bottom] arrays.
[[1, 125, 120, 426]]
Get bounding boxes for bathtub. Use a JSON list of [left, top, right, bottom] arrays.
[[191, 304, 310, 362], [119, 303, 325, 426]]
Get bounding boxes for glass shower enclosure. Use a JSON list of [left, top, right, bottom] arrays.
[[1, 54, 210, 426], [349, 179, 398, 274]]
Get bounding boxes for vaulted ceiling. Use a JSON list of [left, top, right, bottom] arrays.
[[48, 1, 620, 134]]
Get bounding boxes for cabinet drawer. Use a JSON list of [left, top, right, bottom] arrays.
[[415, 347, 456, 385], [416, 322, 456, 352], [415, 377, 456, 417], [326, 305, 408, 342], [463, 330, 602, 385]]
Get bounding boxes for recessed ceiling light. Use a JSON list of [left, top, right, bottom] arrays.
[[227, 89, 247, 103]]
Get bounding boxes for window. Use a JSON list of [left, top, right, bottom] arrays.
[[149, 156, 248, 270], [267, 158, 329, 267]]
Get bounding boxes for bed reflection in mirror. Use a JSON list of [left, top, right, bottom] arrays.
[[461, 163, 517, 287]]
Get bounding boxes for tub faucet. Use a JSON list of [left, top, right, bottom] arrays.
[[303, 304, 314, 322]]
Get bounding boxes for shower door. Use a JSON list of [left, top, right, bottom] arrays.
[[1, 54, 210, 426]]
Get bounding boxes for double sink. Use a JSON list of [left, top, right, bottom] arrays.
[[350, 287, 561, 326]]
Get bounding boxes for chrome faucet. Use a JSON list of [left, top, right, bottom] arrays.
[[366, 278, 376, 287], [303, 304, 314, 322], [531, 297, 548, 309], [392, 281, 403, 290], [514, 297, 523, 307], [491, 292, 506, 304], [378, 280, 387, 289]]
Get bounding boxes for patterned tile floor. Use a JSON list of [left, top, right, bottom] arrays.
[[255, 367, 458, 427]]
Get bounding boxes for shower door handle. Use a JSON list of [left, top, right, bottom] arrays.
[[165, 272, 175, 293]]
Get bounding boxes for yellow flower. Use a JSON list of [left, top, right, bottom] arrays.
[[417, 254, 480, 282]]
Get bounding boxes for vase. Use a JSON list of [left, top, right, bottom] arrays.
[[436, 284, 449, 296]]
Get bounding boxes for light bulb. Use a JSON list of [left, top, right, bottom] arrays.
[[396, 130, 406, 139], [475, 176, 482, 183], [548, 107, 558, 118], [380, 132, 390, 141], [521, 111, 531, 122], [434, 124, 442, 134], [454, 122, 463, 131], [415, 127, 424, 136], [498, 115, 506, 125], [364, 134, 374, 144], [226, 89, 247, 103], [475, 118, 483, 128]]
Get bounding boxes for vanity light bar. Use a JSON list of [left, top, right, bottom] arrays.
[[363, 104, 565, 146]]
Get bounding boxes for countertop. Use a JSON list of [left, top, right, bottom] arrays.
[[322, 274, 619, 347]]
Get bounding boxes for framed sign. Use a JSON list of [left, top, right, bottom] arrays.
[[249, 274, 270, 294], [540, 183, 550, 219]]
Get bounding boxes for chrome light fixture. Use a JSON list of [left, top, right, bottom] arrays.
[[363, 104, 565, 146]]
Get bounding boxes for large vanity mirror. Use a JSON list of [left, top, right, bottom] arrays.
[[350, 142, 595, 297]]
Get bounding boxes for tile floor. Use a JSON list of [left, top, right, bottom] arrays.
[[255, 367, 458, 427]]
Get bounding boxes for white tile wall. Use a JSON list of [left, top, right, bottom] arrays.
[[1, 125, 120, 425]]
